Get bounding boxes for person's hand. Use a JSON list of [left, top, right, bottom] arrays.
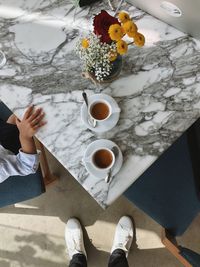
[[16, 105, 46, 139], [7, 114, 17, 125], [16, 106, 46, 154]]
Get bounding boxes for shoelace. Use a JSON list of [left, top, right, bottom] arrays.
[[116, 225, 133, 251], [117, 235, 132, 251], [69, 232, 83, 254]]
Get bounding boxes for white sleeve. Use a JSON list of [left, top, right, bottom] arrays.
[[0, 148, 40, 183]]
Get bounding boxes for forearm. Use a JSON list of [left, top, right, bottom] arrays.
[[0, 145, 39, 182], [19, 135, 37, 154]]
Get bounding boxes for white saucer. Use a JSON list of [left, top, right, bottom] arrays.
[[83, 139, 123, 179], [81, 93, 120, 133]]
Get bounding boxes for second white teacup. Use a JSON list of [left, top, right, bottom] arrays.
[[84, 147, 115, 171]]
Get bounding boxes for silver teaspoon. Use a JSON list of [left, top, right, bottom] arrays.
[[82, 92, 97, 128], [105, 146, 119, 183]]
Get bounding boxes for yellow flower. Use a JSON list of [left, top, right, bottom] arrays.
[[108, 24, 124, 41], [118, 11, 130, 23], [134, 32, 145, 47], [127, 29, 138, 38], [116, 40, 128, 55], [109, 51, 118, 61], [81, 38, 89, 48], [123, 20, 138, 37]]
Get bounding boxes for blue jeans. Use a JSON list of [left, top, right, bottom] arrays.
[[69, 249, 129, 267]]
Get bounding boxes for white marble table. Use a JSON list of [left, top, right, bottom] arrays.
[[0, 0, 200, 208]]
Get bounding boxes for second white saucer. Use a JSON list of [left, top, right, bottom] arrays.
[[83, 139, 123, 180]]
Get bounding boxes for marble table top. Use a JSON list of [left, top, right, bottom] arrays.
[[0, 0, 200, 208]]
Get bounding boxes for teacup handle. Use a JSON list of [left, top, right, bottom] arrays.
[[112, 107, 121, 114]]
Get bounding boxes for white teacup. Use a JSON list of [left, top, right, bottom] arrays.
[[84, 147, 115, 171], [89, 99, 120, 122]]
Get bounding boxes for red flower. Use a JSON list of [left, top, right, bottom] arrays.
[[93, 10, 120, 44]]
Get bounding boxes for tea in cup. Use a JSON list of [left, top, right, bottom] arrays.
[[84, 147, 115, 171], [89, 99, 120, 122]]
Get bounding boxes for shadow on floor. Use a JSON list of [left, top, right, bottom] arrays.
[[0, 226, 182, 267]]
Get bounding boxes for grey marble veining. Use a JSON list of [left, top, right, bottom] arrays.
[[0, 0, 200, 208]]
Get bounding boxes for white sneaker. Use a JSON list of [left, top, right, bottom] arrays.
[[65, 218, 87, 259], [111, 216, 134, 257]]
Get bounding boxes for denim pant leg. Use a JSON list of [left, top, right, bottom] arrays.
[[69, 253, 87, 267], [108, 249, 129, 267]]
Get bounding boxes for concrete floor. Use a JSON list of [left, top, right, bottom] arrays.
[[0, 152, 199, 267]]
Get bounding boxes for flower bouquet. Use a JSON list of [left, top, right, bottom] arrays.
[[76, 10, 145, 82]]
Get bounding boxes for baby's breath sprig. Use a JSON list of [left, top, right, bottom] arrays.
[[76, 33, 117, 81]]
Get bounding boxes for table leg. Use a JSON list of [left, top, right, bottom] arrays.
[[34, 138, 59, 186]]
